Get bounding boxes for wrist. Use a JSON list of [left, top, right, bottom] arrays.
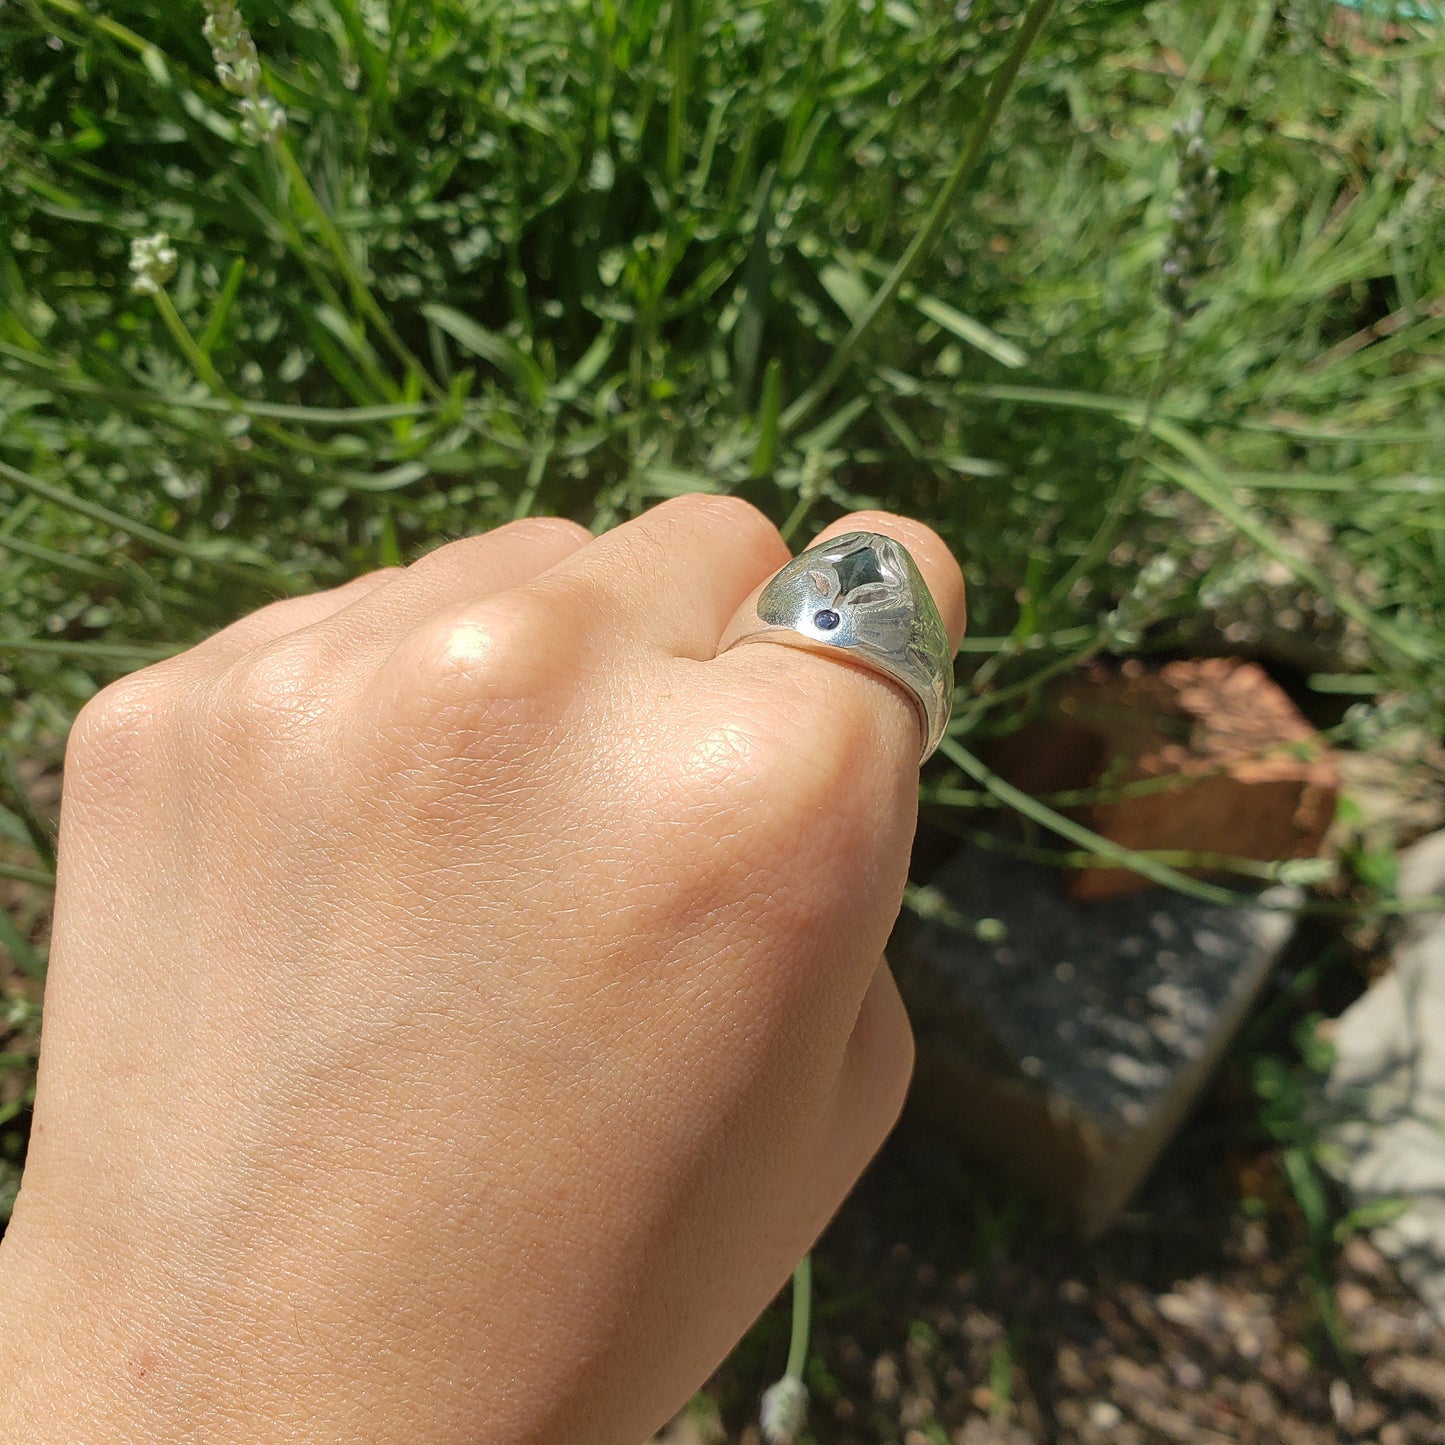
[[0, 1202, 342, 1444]]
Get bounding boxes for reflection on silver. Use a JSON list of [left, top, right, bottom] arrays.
[[718, 531, 953, 762]]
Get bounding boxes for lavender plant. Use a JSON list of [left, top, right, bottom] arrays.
[[1160, 109, 1221, 322], [201, 0, 286, 143], [128, 233, 178, 298]]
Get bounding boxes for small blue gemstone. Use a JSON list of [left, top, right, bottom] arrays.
[[814, 609, 841, 631]]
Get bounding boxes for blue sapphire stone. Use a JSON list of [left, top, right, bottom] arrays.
[[813, 608, 841, 631]]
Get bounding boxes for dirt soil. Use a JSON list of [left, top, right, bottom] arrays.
[[675, 1093, 1445, 1445]]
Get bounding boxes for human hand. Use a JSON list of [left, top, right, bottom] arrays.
[[0, 496, 965, 1443]]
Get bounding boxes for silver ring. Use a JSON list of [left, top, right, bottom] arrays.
[[716, 531, 954, 763]]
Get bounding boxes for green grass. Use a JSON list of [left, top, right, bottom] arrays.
[[2, 9, 1443, 1435], [2, 0, 1440, 733]]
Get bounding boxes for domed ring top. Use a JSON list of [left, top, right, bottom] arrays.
[[716, 531, 954, 763]]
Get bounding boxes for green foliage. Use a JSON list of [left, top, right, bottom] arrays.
[[1252, 1014, 1355, 1362], [0, 0, 1439, 751]]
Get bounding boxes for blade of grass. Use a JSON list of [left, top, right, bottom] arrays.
[[0, 907, 46, 983], [780, 0, 1058, 435], [1147, 426, 1434, 666], [938, 738, 1255, 907], [0, 861, 55, 890], [197, 255, 247, 358], [0, 458, 269, 576], [0, 636, 182, 664], [0, 747, 56, 876]]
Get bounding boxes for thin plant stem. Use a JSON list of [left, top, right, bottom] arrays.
[[784, 1252, 812, 1383], [779, 0, 1058, 436], [964, 313, 1183, 703], [778, 452, 828, 546], [778, 495, 813, 546], [269, 140, 446, 401], [0, 459, 266, 579], [0, 347, 436, 424], [779, 488, 818, 546], [30, 0, 164, 69], [0, 746, 57, 876], [952, 634, 1096, 732], [1055, 312, 1183, 603], [0, 636, 181, 664], [0, 861, 56, 889], [150, 288, 229, 395], [149, 290, 336, 459], [0, 907, 46, 983], [938, 738, 1247, 907]]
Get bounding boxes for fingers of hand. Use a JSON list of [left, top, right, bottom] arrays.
[[527, 494, 791, 659], [333, 516, 593, 653], [151, 569, 405, 677], [79, 501, 947, 1026]]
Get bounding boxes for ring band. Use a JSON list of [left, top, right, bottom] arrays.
[[716, 531, 954, 762]]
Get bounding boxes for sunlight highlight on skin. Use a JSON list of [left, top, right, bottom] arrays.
[[436, 620, 504, 674], [679, 721, 763, 789]]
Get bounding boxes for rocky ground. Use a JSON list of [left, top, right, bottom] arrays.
[[671, 1090, 1445, 1445]]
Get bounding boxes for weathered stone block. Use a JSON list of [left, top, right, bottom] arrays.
[[1325, 830, 1445, 1330], [893, 843, 1298, 1236], [987, 657, 1339, 901]]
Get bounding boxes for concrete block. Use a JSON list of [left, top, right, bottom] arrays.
[[893, 842, 1299, 1236]]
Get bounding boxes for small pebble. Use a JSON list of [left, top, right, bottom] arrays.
[[1344, 1234, 1389, 1279], [1329, 1378, 1353, 1426], [1088, 1399, 1123, 1430], [872, 1353, 900, 1404], [1170, 1359, 1203, 1390]]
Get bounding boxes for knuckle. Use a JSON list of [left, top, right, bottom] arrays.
[[375, 592, 579, 740], [652, 491, 777, 542], [408, 518, 588, 581], [647, 493, 785, 566], [205, 633, 340, 760], [623, 492, 780, 562], [325, 565, 405, 607], [496, 514, 592, 550], [217, 633, 333, 715], [66, 668, 176, 782], [352, 564, 407, 588]]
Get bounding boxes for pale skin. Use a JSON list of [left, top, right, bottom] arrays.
[[0, 495, 966, 1443]]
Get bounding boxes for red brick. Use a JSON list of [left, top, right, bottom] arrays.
[[987, 658, 1339, 901]]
